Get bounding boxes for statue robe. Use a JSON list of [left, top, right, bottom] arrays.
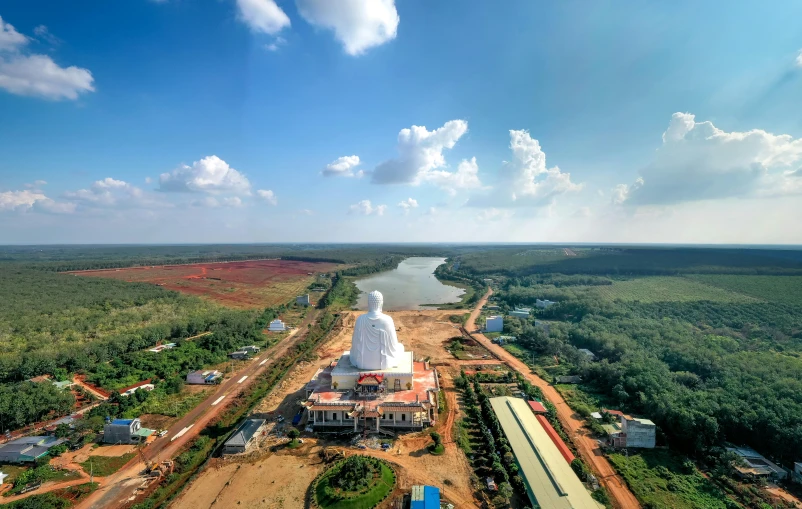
[[350, 312, 405, 370]]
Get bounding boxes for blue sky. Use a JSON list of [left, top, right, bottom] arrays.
[[1, 0, 802, 244]]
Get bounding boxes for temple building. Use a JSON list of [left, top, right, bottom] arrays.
[[304, 290, 439, 432]]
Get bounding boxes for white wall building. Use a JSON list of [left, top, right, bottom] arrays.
[[268, 319, 286, 332], [536, 299, 556, 309], [485, 315, 503, 332]]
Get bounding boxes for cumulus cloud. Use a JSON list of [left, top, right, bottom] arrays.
[[191, 196, 243, 208], [236, 0, 290, 35], [296, 0, 398, 56], [256, 189, 277, 205], [467, 130, 581, 208], [349, 199, 386, 216], [159, 155, 251, 194], [0, 189, 74, 214], [0, 16, 93, 100], [322, 155, 363, 177], [615, 112, 802, 206], [63, 178, 155, 208], [0, 16, 27, 51], [397, 197, 418, 214], [372, 120, 480, 194], [426, 157, 482, 195]]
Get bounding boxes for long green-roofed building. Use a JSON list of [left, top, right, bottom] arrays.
[[490, 396, 601, 509]]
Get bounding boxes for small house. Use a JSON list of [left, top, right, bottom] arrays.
[[240, 345, 260, 354], [229, 351, 250, 360], [528, 400, 547, 414], [728, 446, 786, 480], [0, 436, 66, 464], [103, 418, 154, 444], [120, 380, 155, 397], [485, 315, 503, 333], [536, 299, 556, 309], [222, 418, 266, 455], [555, 375, 581, 384], [268, 319, 286, 332], [148, 343, 176, 353], [296, 294, 311, 306], [578, 348, 597, 361], [186, 370, 222, 385]]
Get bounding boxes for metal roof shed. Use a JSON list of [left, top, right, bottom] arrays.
[[410, 485, 440, 509]]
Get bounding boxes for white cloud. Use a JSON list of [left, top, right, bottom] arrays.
[[256, 189, 277, 205], [191, 196, 243, 208], [796, 49, 802, 68], [322, 155, 363, 177], [372, 119, 475, 192], [63, 178, 153, 208], [23, 180, 47, 189], [572, 206, 591, 218], [476, 208, 513, 221], [615, 112, 802, 206], [159, 155, 251, 194], [264, 36, 287, 52], [0, 53, 94, 100], [426, 156, 482, 195], [299, 208, 313, 216], [349, 199, 386, 216], [0, 16, 93, 100], [0, 16, 27, 51], [397, 197, 418, 214], [0, 189, 74, 214], [33, 25, 61, 46], [296, 0, 398, 56], [236, 0, 291, 35], [467, 130, 581, 208]]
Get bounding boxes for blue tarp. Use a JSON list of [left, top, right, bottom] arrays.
[[410, 485, 439, 509]]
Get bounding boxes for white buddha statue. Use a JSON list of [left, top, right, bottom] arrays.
[[350, 290, 405, 370]]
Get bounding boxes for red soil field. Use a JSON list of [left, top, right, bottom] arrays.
[[71, 259, 339, 309]]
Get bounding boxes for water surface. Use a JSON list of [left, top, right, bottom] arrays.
[[354, 257, 464, 310]]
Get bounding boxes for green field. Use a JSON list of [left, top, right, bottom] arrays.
[[593, 277, 759, 303], [80, 452, 136, 477], [688, 274, 802, 306], [608, 450, 731, 509]]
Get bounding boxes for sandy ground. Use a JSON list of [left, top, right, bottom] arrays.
[[83, 444, 136, 458], [172, 309, 481, 509]]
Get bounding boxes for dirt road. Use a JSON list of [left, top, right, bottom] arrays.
[[466, 288, 640, 509]]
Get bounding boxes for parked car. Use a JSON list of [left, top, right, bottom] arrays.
[[158, 430, 168, 437], [486, 477, 497, 491]]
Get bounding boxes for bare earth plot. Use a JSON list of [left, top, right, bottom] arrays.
[[71, 259, 339, 309]]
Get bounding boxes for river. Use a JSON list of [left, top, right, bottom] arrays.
[[354, 257, 465, 310]]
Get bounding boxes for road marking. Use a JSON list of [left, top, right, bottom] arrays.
[[259, 359, 269, 366], [211, 396, 226, 406], [171, 424, 194, 442], [237, 376, 248, 384]]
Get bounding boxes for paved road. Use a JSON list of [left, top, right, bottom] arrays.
[[76, 322, 313, 509], [465, 288, 641, 509]]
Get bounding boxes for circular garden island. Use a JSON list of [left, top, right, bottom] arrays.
[[313, 455, 396, 509]]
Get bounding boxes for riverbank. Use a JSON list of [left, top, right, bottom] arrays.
[[421, 279, 475, 309]]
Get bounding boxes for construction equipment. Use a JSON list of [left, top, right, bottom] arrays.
[[319, 447, 344, 463], [138, 446, 174, 478]]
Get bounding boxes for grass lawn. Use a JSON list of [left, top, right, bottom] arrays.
[[688, 274, 802, 305], [314, 460, 395, 509], [0, 465, 28, 485], [79, 452, 136, 477], [593, 277, 759, 303], [608, 449, 731, 509]]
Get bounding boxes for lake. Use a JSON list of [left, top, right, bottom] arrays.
[[354, 257, 465, 310]]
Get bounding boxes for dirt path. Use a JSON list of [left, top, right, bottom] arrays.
[[1, 472, 90, 504], [466, 288, 640, 509]]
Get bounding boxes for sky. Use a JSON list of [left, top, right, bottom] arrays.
[[1, 0, 802, 245]]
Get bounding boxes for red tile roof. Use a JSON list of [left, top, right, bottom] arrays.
[[535, 414, 575, 464], [528, 400, 547, 413]]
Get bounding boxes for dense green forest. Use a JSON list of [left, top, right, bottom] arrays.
[[458, 250, 802, 467]]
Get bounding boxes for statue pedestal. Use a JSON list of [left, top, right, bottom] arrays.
[[331, 351, 414, 391]]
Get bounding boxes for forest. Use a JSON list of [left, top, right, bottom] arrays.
[[462, 249, 802, 467]]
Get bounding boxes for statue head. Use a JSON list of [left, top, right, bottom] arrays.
[[367, 290, 384, 314]]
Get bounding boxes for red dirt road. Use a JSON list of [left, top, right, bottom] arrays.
[[467, 288, 641, 509]]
